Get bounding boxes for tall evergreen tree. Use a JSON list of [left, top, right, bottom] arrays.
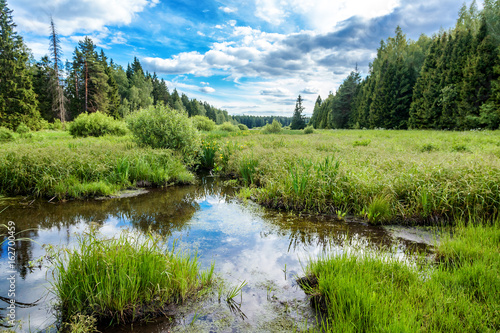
[[291, 95, 306, 130], [0, 0, 41, 129]]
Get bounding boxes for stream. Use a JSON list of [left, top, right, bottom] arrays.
[[0, 176, 434, 332]]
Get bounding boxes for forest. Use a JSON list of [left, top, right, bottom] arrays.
[[310, 1, 500, 130]]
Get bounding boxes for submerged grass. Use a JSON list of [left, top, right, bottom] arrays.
[[0, 131, 194, 199], [51, 229, 215, 325], [301, 221, 500, 332], [214, 129, 500, 224]]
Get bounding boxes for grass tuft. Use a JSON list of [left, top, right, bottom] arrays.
[[301, 221, 500, 332], [51, 229, 214, 325]]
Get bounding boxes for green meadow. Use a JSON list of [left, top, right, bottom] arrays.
[[214, 129, 500, 225]]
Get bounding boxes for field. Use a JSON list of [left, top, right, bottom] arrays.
[[0, 131, 194, 199], [2, 127, 499, 331], [214, 129, 500, 225]]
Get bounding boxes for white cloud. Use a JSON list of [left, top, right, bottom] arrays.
[[200, 86, 216, 93], [10, 0, 157, 36], [219, 6, 237, 14], [260, 88, 291, 97], [253, 0, 400, 32], [228, 20, 237, 27]]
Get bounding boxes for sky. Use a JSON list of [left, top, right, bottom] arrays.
[[9, 0, 479, 117]]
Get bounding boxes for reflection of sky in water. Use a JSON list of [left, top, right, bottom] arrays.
[[0, 180, 432, 332]]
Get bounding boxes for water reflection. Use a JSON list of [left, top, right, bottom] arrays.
[[0, 177, 431, 332]]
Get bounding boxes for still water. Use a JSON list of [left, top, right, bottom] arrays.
[[0, 177, 432, 332]]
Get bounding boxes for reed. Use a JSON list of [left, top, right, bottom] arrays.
[[51, 229, 215, 325], [0, 131, 194, 199], [301, 221, 500, 332], [216, 129, 500, 224]]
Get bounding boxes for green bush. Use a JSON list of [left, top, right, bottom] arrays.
[[303, 125, 314, 134], [126, 105, 200, 160], [16, 123, 30, 135], [191, 115, 216, 131], [0, 127, 15, 142], [69, 112, 128, 138], [218, 122, 239, 132], [49, 119, 63, 130], [238, 124, 249, 130], [261, 120, 282, 134]]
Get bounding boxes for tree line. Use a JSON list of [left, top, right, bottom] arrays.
[[232, 115, 292, 128], [311, 1, 500, 130], [0, 0, 239, 130]]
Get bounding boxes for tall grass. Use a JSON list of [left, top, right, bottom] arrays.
[[0, 131, 194, 199], [301, 221, 500, 332], [51, 229, 215, 325], [216, 130, 500, 224]]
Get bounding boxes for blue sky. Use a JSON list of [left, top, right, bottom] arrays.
[[10, 0, 479, 116]]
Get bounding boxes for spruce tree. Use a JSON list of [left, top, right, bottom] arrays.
[[291, 95, 306, 130], [0, 0, 41, 129]]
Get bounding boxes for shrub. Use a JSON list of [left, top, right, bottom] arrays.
[[262, 120, 282, 134], [191, 115, 216, 131], [16, 122, 30, 135], [50, 119, 63, 130], [69, 112, 128, 138], [218, 122, 239, 132], [0, 127, 15, 142], [126, 105, 200, 160], [238, 124, 249, 130], [304, 125, 314, 134]]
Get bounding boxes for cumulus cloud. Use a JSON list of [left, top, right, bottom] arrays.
[[253, 0, 400, 32], [301, 87, 319, 94], [10, 0, 157, 36], [219, 6, 237, 14], [260, 88, 291, 97], [200, 86, 216, 93]]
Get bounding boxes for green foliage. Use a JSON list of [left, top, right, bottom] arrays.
[[238, 123, 248, 130], [199, 139, 219, 169], [261, 120, 282, 134], [15, 123, 29, 135], [0, 132, 194, 198], [303, 221, 500, 332], [69, 112, 128, 138], [352, 139, 370, 147], [52, 229, 214, 325], [365, 195, 391, 224], [192, 115, 216, 131], [126, 105, 200, 161], [291, 95, 306, 130], [0, 126, 15, 142], [218, 122, 239, 132], [217, 130, 500, 223], [61, 314, 98, 333], [303, 125, 314, 134], [239, 156, 259, 185], [0, 0, 42, 130]]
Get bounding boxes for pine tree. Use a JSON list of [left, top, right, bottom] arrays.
[[310, 95, 322, 128], [0, 0, 41, 129], [291, 95, 306, 130]]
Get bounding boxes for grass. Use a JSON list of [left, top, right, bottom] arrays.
[[0, 130, 194, 199], [211, 129, 500, 224], [300, 221, 500, 332], [51, 229, 215, 325]]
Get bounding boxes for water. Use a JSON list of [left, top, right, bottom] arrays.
[[0, 177, 432, 332]]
